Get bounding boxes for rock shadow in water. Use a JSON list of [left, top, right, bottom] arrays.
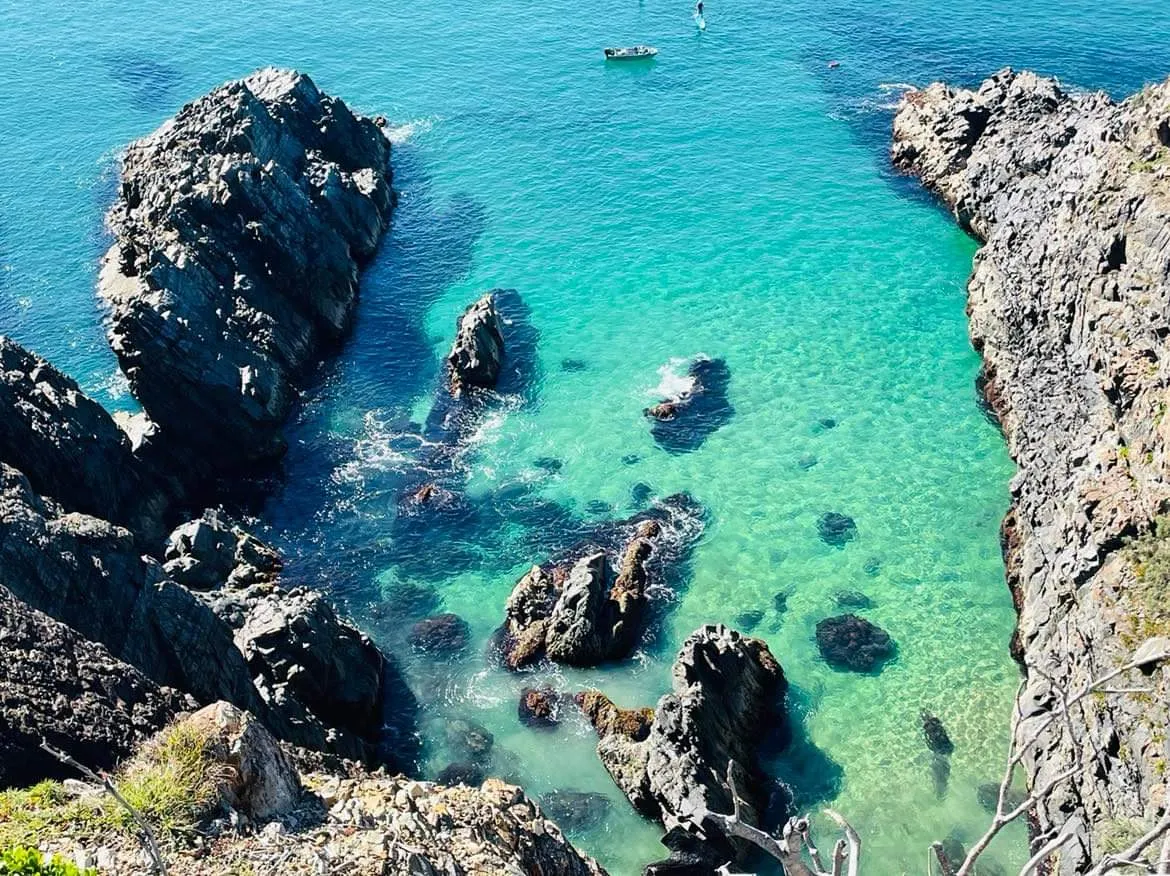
[[646, 357, 734, 454], [104, 53, 184, 113]]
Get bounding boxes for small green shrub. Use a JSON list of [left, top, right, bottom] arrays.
[[1095, 817, 1151, 854], [0, 846, 94, 876], [1125, 515, 1170, 632]]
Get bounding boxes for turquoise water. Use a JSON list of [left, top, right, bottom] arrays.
[[5, 1, 1170, 873]]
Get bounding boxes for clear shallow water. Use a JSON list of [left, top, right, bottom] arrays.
[[5, 1, 1170, 873]]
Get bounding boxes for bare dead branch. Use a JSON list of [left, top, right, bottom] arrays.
[[1085, 811, 1170, 876], [40, 740, 168, 875], [824, 809, 860, 876], [931, 840, 956, 876]]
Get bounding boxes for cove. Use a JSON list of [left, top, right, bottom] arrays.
[[6, 0, 1170, 873]]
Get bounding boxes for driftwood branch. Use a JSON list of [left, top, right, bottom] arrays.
[[39, 740, 168, 875], [951, 638, 1170, 876]]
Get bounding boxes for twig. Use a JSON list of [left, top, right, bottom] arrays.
[[1086, 811, 1170, 876], [39, 740, 168, 875], [825, 809, 861, 876]]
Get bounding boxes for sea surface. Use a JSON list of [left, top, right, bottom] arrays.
[[4, 1, 1170, 872]]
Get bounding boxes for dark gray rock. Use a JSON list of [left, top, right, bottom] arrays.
[[0, 336, 171, 540], [0, 584, 194, 788], [894, 69, 1170, 869], [98, 68, 393, 479], [447, 293, 505, 396], [500, 495, 704, 670], [163, 509, 281, 590], [437, 761, 486, 787], [582, 625, 786, 867], [815, 614, 896, 672], [644, 357, 734, 454]]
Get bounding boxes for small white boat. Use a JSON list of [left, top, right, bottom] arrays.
[[604, 45, 659, 61]]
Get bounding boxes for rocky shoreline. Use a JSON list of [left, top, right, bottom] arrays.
[[894, 69, 1170, 872]]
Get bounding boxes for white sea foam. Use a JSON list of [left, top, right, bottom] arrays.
[[333, 409, 423, 485], [381, 116, 438, 145], [651, 355, 699, 400]]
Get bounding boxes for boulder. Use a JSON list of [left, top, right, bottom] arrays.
[[163, 509, 281, 590], [0, 336, 171, 539], [437, 761, 486, 787], [581, 625, 786, 866], [500, 495, 704, 669], [184, 701, 302, 821], [834, 589, 873, 609], [0, 584, 193, 788], [815, 614, 896, 672], [519, 686, 561, 729], [644, 357, 734, 453], [447, 293, 505, 396], [98, 68, 393, 479]]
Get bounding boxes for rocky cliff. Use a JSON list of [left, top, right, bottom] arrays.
[[893, 69, 1170, 871], [99, 67, 393, 480]]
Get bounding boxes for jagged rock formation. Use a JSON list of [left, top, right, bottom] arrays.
[[0, 464, 270, 721], [580, 625, 786, 871], [161, 511, 403, 764], [0, 585, 193, 788], [0, 336, 171, 539], [893, 69, 1170, 872], [98, 68, 393, 478], [499, 495, 705, 669], [33, 706, 607, 876], [446, 292, 505, 396], [644, 356, 734, 454]]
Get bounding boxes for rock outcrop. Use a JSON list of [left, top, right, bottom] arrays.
[[815, 613, 896, 673], [161, 511, 400, 764], [446, 292, 505, 396], [25, 706, 607, 876], [499, 495, 705, 669], [581, 625, 786, 871], [644, 357, 734, 454], [98, 68, 393, 479], [0, 336, 171, 539], [0, 584, 193, 788], [893, 69, 1170, 871]]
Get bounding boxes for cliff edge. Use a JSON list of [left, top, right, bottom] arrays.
[[893, 69, 1170, 871]]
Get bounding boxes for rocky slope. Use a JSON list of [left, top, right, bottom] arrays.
[[0, 585, 193, 788], [28, 702, 606, 876], [893, 69, 1170, 871], [99, 67, 393, 480]]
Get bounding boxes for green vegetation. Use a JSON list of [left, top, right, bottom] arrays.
[[0, 847, 94, 876], [0, 723, 221, 851], [1124, 515, 1170, 635], [1095, 817, 1152, 854]]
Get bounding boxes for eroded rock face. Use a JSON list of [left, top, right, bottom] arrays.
[[447, 292, 505, 396], [644, 357, 734, 454], [162, 511, 397, 764], [99, 68, 393, 478], [893, 69, 1170, 871], [0, 585, 193, 788], [581, 625, 786, 868], [0, 336, 171, 539], [0, 464, 270, 722], [500, 495, 705, 669]]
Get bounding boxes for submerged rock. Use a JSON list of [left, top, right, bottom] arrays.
[[437, 761, 486, 787], [834, 589, 873, 609], [921, 709, 955, 756], [446, 718, 495, 763], [540, 790, 612, 832], [644, 357, 734, 453], [409, 613, 471, 656], [98, 68, 393, 480], [815, 614, 896, 672], [817, 512, 858, 547], [499, 495, 704, 669], [735, 608, 765, 632], [447, 292, 505, 396], [581, 625, 786, 868]]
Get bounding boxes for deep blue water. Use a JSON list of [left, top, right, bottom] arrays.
[[4, 1, 1169, 872]]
